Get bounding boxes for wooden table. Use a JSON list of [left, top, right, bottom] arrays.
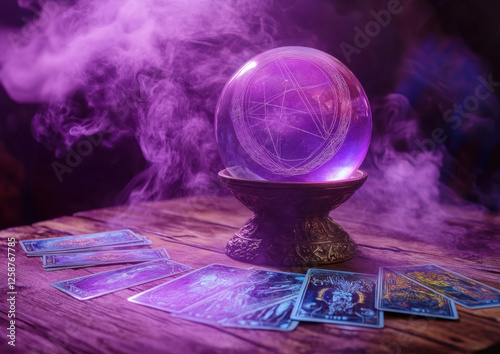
[[1, 196, 499, 353]]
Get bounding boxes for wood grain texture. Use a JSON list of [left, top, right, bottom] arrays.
[[0, 195, 499, 353]]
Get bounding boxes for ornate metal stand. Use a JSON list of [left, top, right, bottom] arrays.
[[219, 169, 368, 266]]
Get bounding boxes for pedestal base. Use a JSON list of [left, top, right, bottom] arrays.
[[219, 169, 367, 267], [226, 215, 357, 266]]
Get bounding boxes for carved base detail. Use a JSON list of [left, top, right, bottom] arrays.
[[225, 215, 357, 266]]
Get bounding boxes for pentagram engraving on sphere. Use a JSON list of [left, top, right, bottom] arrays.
[[231, 55, 352, 176]]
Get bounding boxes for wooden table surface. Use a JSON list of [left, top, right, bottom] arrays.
[[1, 196, 499, 353]]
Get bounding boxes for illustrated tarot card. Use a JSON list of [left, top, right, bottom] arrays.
[[376, 267, 458, 319], [291, 269, 383, 328]]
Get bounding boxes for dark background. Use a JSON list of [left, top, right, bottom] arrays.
[[1, 0, 499, 229]]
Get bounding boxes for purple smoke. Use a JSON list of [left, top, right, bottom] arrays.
[[0, 0, 498, 237], [1, 0, 314, 203], [347, 30, 499, 236]]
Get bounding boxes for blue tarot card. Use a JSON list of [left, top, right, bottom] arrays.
[[291, 269, 383, 328]]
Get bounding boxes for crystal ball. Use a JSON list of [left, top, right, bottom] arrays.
[[215, 46, 372, 182]]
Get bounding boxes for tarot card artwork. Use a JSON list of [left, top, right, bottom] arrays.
[[376, 267, 458, 319], [388, 264, 500, 309], [291, 269, 383, 328], [128, 264, 256, 312], [43, 248, 170, 270], [52, 259, 191, 300], [174, 270, 305, 325], [221, 297, 299, 332], [21, 230, 143, 255]]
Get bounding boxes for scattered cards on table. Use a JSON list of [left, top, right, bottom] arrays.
[[128, 263, 500, 331], [20, 232, 500, 331]]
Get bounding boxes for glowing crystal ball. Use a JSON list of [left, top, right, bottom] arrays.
[[215, 46, 372, 182]]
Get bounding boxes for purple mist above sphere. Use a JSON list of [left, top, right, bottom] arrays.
[[215, 46, 372, 182]]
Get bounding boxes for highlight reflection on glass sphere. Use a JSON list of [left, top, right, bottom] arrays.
[[215, 46, 372, 182]]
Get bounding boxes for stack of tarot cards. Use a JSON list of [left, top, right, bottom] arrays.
[[20, 229, 161, 270]]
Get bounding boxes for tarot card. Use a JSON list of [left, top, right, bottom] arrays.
[[52, 259, 191, 300], [43, 248, 170, 269], [291, 269, 383, 328], [21, 230, 143, 255], [174, 270, 305, 325], [128, 264, 256, 312], [221, 297, 299, 332], [388, 264, 500, 309], [376, 267, 458, 319]]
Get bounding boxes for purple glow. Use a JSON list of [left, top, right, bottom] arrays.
[[215, 47, 372, 182]]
